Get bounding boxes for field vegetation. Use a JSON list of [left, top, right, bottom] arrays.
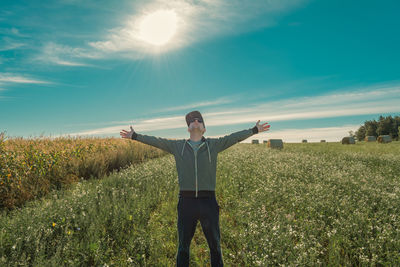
[[0, 133, 165, 210], [1, 141, 399, 265]]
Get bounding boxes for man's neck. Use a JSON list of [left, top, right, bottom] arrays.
[[189, 133, 203, 142]]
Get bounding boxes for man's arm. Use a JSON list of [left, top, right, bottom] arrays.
[[120, 126, 176, 154], [214, 120, 270, 153]]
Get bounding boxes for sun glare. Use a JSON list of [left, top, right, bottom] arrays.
[[138, 10, 178, 46]]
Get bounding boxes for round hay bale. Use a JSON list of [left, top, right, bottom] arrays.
[[341, 136, 355, 144], [302, 139, 307, 143], [251, 139, 259, 144], [377, 135, 392, 143], [364, 136, 376, 142], [267, 139, 283, 149]]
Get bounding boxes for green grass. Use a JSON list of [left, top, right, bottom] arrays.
[[1, 142, 400, 266]]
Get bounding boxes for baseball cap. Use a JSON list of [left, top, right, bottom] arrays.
[[185, 110, 205, 128]]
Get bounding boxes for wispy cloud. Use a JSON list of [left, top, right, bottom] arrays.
[[68, 115, 183, 136], [35, 42, 100, 67], [65, 120, 132, 128], [200, 85, 400, 127], [31, 0, 306, 66], [0, 73, 51, 84], [0, 73, 51, 100], [89, 0, 305, 56], [0, 37, 26, 51], [156, 96, 239, 112], [0, 27, 31, 51], [246, 125, 359, 143], [67, 82, 400, 138], [5, 27, 30, 38]]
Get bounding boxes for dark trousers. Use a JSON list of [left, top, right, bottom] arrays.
[[176, 196, 223, 267]]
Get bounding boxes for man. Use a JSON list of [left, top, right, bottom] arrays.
[[120, 111, 270, 267]]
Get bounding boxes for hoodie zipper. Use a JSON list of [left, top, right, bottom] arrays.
[[187, 141, 205, 198], [194, 151, 198, 197]]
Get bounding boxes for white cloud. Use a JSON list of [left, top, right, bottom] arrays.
[[9, 27, 30, 38], [36, 42, 101, 66], [199, 83, 400, 127], [68, 124, 358, 143], [89, 0, 305, 56], [247, 125, 359, 143], [0, 37, 26, 51], [0, 73, 51, 100], [0, 27, 29, 37], [156, 96, 238, 112], [87, 3, 192, 56], [0, 73, 51, 84], [67, 115, 184, 136], [210, 124, 358, 143], [66, 83, 400, 139], [32, 0, 306, 65], [0, 28, 31, 51]]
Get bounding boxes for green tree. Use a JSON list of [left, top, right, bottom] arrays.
[[365, 120, 378, 137], [398, 125, 400, 140], [377, 115, 393, 136], [355, 125, 366, 141], [353, 115, 400, 140], [393, 116, 400, 140]]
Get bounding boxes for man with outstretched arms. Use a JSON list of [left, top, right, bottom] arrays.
[[120, 111, 270, 267]]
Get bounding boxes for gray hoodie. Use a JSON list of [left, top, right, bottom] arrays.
[[132, 126, 258, 197]]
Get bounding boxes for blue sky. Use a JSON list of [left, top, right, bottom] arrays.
[[1, 0, 399, 142]]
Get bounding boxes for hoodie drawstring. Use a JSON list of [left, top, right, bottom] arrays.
[[181, 140, 188, 156], [205, 141, 211, 163]]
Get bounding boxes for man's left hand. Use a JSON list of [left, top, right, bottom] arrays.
[[256, 120, 270, 133]]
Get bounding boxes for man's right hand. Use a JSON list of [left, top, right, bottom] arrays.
[[120, 126, 135, 139]]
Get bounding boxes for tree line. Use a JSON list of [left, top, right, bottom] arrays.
[[354, 115, 400, 141]]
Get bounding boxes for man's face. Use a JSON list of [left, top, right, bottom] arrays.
[[188, 118, 206, 134]]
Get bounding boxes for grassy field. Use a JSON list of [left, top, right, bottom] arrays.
[[1, 141, 399, 266]]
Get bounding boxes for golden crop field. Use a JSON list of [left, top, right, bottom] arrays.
[[0, 134, 165, 210]]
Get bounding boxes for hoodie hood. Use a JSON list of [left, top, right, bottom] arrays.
[[181, 136, 211, 164]]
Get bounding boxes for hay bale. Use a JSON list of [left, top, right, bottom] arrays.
[[267, 139, 283, 149], [320, 140, 326, 143], [341, 136, 355, 144], [377, 135, 392, 143], [302, 139, 307, 143], [251, 140, 259, 144], [364, 136, 376, 142]]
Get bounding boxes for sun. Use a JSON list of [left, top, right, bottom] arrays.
[[138, 10, 178, 46]]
